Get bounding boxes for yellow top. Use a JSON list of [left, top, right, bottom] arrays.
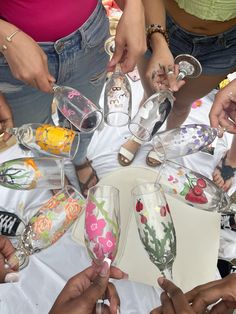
[[175, 0, 236, 21]]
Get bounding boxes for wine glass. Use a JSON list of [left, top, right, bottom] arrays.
[[104, 63, 132, 127], [132, 182, 176, 279], [156, 160, 231, 213], [53, 85, 103, 133], [84, 185, 120, 264], [7, 123, 80, 159], [104, 35, 132, 127], [6, 185, 85, 269], [152, 124, 224, 162], [128, 54, 202, 141], [0, 157, 65, 190], [84, 185, 120, 313]]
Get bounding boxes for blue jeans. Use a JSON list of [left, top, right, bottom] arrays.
[[146, 14, 236, 75], [0, 1, 109, 166]]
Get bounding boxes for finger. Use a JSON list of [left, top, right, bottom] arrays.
[[150, 306, 162, 314], [110, 266, 128, 280], [186, 278, 223, 302], [79, 259, 111, 307], [165, 65, 178, 92], [108, 40, 125, 70], [106, 282, 120, 314], [210, 300, 236, 314], [161, 292, 175, 314], [158, 278, 192, 312]]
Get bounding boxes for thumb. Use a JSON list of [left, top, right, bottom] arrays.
[[81, 258, 111, 307]]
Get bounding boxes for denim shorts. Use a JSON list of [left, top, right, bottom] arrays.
[[147, 14, 236, 75], [0, 1, 109, 165]]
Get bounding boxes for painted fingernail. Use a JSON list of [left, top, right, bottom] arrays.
[[100, 258, 111, 277], [4, 272, 20, 283], [6, 254, 19, 269]]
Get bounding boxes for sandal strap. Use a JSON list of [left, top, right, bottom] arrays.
[[130, 135, 143, 145]]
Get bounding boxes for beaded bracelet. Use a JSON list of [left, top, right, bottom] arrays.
[[146, 24, 169, 49]]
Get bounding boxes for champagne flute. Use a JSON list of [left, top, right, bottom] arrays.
[[128, 54, 202, 141], [156, 160, 231, 213], [6, 185, 85, 269], [53, 85, 103, 133], [0, 157, 64, 190], [104, 36, 132, 127], [7, 123, 80, 159], [152, 124, 223, 162], [132, 182, 176, 279], [84, 185, 120, 313]]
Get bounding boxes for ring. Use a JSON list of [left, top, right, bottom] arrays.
[[166, 70, 174, 75]]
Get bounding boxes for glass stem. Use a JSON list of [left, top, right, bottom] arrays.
[[161, 266, 173, 280]]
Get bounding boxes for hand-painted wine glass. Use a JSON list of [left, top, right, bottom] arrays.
[[6, 185, 85, 269], [152, 124, 224, 162], [84, 185, 120, 264], [0, 157, 64, 190], [104, 37, 132, 127], [53, 85, 103, 133], [156, 160, 231, 213], [7, 123, 80, 159], [132, 182, 176, 279], [128, 54, 202, 141]]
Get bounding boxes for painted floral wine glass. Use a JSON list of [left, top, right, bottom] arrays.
[[0, 157, 64, 190], [104, 35, 132, 127], [84, 185, 120, 264], [128, 54, 202, 141], [6, 185, 85, 269], [152, 124, 224, 162], [156, 160, 231, 213], [7, 123, 80, 159], [132, 182, 176, 279], [53, 85, 103, 133]]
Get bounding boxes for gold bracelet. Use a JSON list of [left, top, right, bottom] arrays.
[[146, 24, 169, 49], [1, 29, 21, 52]]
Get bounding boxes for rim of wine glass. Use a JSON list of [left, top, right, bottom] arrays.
[[87, 184, 120, 197], [79, 109, 104, 133], [128, 122, 151, 142], [64, 184, 85, 200], [131, 181, 165, 197], [104, 111, 131, 127]]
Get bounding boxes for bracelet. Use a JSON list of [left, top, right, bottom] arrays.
[[1, 29, 21, 52], [146, 24, 169, 49]]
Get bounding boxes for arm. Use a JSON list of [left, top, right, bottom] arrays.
[[141, 0, 184, 93], [0, 19, 55, 93], [108, 0, 147, 73], [209, 78, 236, 134]]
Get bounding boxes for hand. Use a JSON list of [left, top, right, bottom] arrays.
[[144, 44, 185, 96], [0, 235, 19, 283], [186, 273, 236, 314], [150, 277, 194, 314], [49, 260, 125, 314], [1, 23, 55, 93], [0, 94, 14, 141], [108, 0, 146, 73], [209, 79, 236, 135]]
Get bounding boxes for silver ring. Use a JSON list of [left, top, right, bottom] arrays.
[[166, 70, 174, 75]]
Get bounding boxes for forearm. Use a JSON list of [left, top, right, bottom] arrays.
[[0, 19, 19, 47], [142, 0, 168, 51]]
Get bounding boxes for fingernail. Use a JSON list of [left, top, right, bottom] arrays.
[[4, 263, 10, 269], [117, 306, 120, 314], [123, 272, 129, 279], [6, 254, 19, 269], [4, 272, 20, 283], [100, 257, 111, 277], [158, 277, 165, 285]]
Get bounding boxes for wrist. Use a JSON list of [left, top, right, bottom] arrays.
[[149, 32, 169, 50]]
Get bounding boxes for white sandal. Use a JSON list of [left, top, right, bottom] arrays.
[[146, 148, 162, 167], [118, 136, 143, 166]]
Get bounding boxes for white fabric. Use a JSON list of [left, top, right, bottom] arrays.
[[0, 80, 234, 313]]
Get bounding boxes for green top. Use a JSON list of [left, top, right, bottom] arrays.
[[175, 0, 236, 21]]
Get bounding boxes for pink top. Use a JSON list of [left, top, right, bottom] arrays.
[[0, 0, 98, 42]]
